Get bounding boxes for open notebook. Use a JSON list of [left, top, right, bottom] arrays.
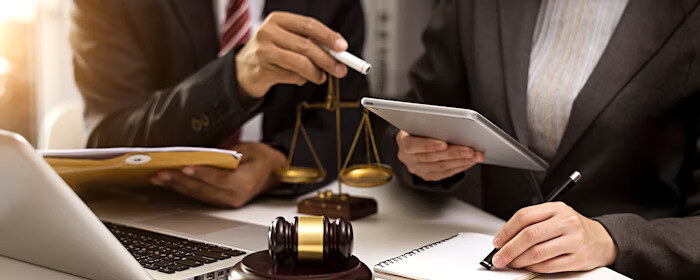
[[374, 232, 538, 280]]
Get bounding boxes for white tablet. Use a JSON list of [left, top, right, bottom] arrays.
[[362, 98, 548, 171]]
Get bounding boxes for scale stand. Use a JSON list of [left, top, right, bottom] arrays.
[[297, 191, 378, 221], [275, 77, 391, 220]]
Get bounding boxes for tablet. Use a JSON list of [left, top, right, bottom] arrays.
[[362, 98, 548, 171]]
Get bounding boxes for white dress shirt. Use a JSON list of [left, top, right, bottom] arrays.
[[215, 0, 266, 143], [215, 0, 265, 37]]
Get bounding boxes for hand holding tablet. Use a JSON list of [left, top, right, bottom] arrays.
[[395, 130, 484, 181], [362, 98, 548, 181]]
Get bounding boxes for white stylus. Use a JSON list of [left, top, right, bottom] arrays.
[[323, 46, 371, 75]]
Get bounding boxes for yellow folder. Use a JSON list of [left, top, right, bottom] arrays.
[[40, 147, 241, 189]]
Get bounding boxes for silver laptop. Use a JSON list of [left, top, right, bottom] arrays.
[[0, 130, 268, 280]]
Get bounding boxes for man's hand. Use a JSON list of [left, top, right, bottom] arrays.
[[150, 142, 286, 208], [235, 12, 350, 97], [396, 130, 483, 181], [492, 202, 618, 273]]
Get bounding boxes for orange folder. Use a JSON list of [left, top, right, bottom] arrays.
[[40, 147, 241, 189]]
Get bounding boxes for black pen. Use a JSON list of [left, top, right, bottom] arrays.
[[479, 171, 582, 270]]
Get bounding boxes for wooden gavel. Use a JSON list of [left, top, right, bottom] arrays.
[[268, 216, 353, 264]]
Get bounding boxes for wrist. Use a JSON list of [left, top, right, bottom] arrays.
[[592, 220, 618, 267], [252, 143, 287, 171], [235, 52, 271, 98], [237, 75, 270, 99], [261, 145, 287, 190], [266, 147, 287, 170]]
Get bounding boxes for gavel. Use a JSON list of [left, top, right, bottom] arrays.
[[268, 216, 353, 264]]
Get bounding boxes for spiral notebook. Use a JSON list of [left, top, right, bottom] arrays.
[[374, 232, 538, 280]]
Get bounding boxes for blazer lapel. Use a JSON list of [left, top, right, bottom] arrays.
[[497, 0, 543, 198], [498, 0, 541, 147], [546, 0, 699, 174], [168, 0, 219, 66]]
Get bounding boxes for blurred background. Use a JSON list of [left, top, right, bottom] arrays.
[[0, 0, 435, 148]]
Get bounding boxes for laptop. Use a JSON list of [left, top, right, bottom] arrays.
[[0, 130, 268, 280]]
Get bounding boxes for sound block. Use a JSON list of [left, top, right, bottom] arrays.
[[297, 191, 377, 220], [228, 251, 372, 280]]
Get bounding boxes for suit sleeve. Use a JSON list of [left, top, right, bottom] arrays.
[[71, 0, 256, 148], [593, 104, 700, 279], [389, 0, 476, 194]]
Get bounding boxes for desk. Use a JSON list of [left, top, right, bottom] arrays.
[[0, 180, 629, 279]]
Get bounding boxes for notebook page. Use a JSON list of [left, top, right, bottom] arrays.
[[375, 232, 537, 280]]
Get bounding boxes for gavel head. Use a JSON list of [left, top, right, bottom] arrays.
[[268, 216, 353, 264]]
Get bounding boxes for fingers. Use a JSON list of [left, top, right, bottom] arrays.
[[266, 25, 346, 78], [413, 146, 478, 163], [397, 130, 448, 154], [268, 45, 326, 84], [401, 152, 482, 181], [396, 130, 484, 181], [412, 157, 478, 174], [235, 43, 307, 95], [237, 12, 350, 97], [152, 170, 241, 208], [182, 166, 232, 189], [490, 202, 614, 273], [265, 64, 308, 86], [268, 12, 348, 52], [493, 217, 565, 268], [509, 235, 572, 269], [421, 164, 475, 181], [416, 163, 474, 181], [494, 203, 564, 248], [525, 254, 577, 274]]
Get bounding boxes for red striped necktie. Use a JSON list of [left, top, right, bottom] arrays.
[[219, 0, 252, 57], [217, 0, 252, 149]]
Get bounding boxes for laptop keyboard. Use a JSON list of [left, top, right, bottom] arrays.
[[104, 222, 246, 274]]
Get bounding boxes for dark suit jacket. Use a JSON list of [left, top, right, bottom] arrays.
[[391, 0, 700, 278], [71, 0, 368, 194]]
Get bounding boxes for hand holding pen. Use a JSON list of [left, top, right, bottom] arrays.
[[480, 172, 619, 273], [235, 12, 370, 98]]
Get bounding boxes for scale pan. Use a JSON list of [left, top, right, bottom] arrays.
[[276, 167, 325, 184], [340, 164, 393, 188]]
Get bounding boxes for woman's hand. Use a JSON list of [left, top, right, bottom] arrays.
[[492, 202, 618, 273], [396, 130, 483, 181]]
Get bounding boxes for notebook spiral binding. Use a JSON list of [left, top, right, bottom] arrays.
[[375, 234, 458, 268]]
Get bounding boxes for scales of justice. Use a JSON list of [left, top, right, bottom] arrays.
[[274, 76, 392, 220]]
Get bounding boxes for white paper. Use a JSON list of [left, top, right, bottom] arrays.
[[375, 232, 537, 280], [39, 147, 242, 159]]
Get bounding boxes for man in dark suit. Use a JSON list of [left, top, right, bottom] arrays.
[[70, 0, 368, 207], [392, 0, 699, 278]]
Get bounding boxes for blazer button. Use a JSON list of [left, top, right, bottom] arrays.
[[192, 114, 211, 132], [200, 114, 210, 127], [192, 119, 203, 132]]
